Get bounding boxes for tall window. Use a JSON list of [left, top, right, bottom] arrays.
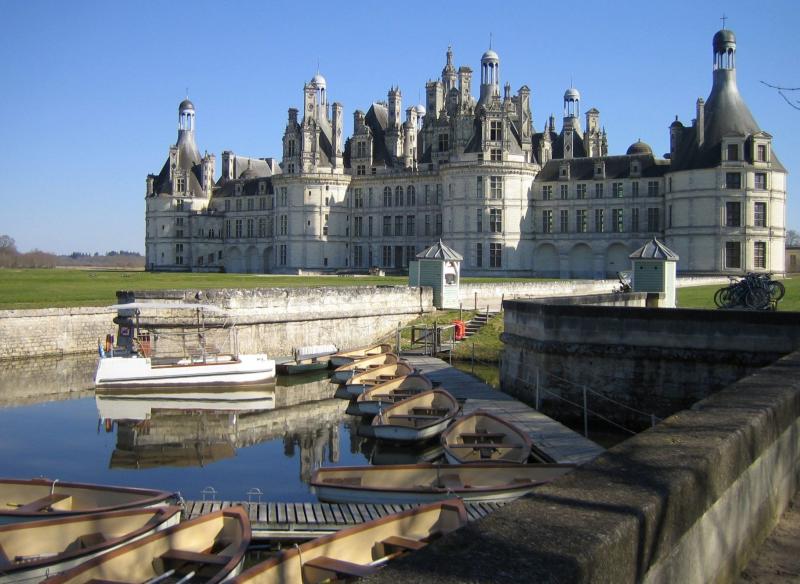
[[725, 241, 741, 269], [425, 215, 431, 236], [395, 186, 404, 207], [490, 208, 503, 233], [576, 184, 586, 200], [287, 139, 296, 156], [175, 177, 186, 192], [476, 208, 483, 232], [354, 188, 364, 208], [725, 202, 741, 227], [368, 216, 373, 236], [475, 243, 483, 267], [647, 208, 660, 231], [490, 148, 502, 161], [594, 183, 604, 198], [725, 173, 741, 189], [354, 216, 363, 237], [560, 184, 569, 200], [612, 183, 623, 198], [612, 209, 624, 233], [407, 185, 416, 206], [594, 209, 604, 233], [541, 185, 552, 200], [542, 210, 553, 234], [631, 182, 640, 198], [647, 181, 660, 196], [727, 143, 739, 161], [754, 202, 767, 228], [258, 218, 266, 237], [383, 187, 392, 207], [225, 220, 231, 238], [489, 120, 502, 141], [279, 245, 287, 266], [279, 215, 288, 235], [353, 246, 363, 267], [424, 184, 431, 205], [236, 199, 242, 212], [246, 218, 254, 238], [174, 243, 183, 265], [438, 134, 449, 151], [382, 246, 392, 267], [247, 198, 255, 211], [476, 176, 484, 199], [576, 210, 587, 233], [406, 215, 415, 236], [395, 215, 403, 236], [757, 144, 767, 162], [754, 242, 767, 269], [356, 141, 368, 158], [235, 219, 243, 238], [356, 165, 366, 176], [489, 176, 503, 199], [489, 243, 502, 268], [406, 246, 416, 267], [435, 214, 443, 235], [560, 210, 569, 233], [383, 216, 391, 236], [224, 199, 231, 212], [280, 188, 288, 206], [754, 173, 767, 190], [631, 208, 640, 231]]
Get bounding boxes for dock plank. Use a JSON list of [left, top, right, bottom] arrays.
[[304, 502, 317, 524], [294, 503, 307, 524]]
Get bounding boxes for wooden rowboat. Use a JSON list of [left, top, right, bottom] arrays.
[[42, 507, 251, 584], [0, 479, 175, 522], [355, 374, 434, 415], [441, 410, 533, 464], [232, 500, 467, 584], [311, 463, 576, 504], [0, 506, 182, 584], [341, 362, 416, 398], [330, 353, 399, 384], [371, 389, 459, 442], [329, 343, 392, 368]]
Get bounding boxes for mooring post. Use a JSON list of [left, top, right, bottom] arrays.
[[583, 386, 589, 437], [651, 413, 656, 428], [474, 292, 477, 310], [535, 369, 540, 410], [396, 322, 401, 354], [459, 302, 463, 322]]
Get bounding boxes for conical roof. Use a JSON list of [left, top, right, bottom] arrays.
[[629, 238, 679, 261], [416, 239, 463, 261]]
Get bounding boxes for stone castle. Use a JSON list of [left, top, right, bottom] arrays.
[[145, 27, 786, 277]]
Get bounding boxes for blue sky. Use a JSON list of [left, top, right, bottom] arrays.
[[0, 0, 797, 254]]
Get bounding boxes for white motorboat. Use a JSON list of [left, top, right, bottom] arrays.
[[94, 302, 275, 390]]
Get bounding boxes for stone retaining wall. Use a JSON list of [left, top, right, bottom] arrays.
[[367, 349, 800, 584], [0, 286, 434, 360]]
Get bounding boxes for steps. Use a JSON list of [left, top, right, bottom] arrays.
[[462, 311, 500, 340]]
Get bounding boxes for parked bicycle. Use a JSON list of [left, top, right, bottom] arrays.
[[714, 273, 784, 310]]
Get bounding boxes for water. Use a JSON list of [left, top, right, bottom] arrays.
[[0, 355, 412, 503]]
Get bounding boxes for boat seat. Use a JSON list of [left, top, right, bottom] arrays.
[[388, 414, 442, 420], [160, 549, 230, 567], [411, 408, 449, 416], [459, 432, 506, 440], [380, 535, 427, 553], [14, 493, 72, 513], [448, 443, 522, 449], [303, 556, 379, 578]]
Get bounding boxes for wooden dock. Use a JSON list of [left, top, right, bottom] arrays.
[[403, 355, 605, 465], [183, 499, 504, 540]]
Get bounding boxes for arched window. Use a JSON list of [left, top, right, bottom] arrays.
[[395, 186, 404, 207], [407, 185, 416, 206]]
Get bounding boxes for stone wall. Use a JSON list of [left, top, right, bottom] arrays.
[[500, 297, 800, 425], [0, 286, 434, 360]]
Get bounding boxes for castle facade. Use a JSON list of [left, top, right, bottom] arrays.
[[145, 28, 786, 277]]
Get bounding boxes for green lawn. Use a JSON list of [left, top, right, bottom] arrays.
[[0, 269, 410, 309], [677, 277, 799, 311]]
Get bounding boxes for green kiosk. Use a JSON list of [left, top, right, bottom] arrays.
[[408, 239, 463, 309], [629, 237, 679, 308]]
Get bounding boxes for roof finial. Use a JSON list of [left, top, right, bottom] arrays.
[[489, 32, 493, 50], [185, 87, 189, 99], [721, 14, 728, 29]]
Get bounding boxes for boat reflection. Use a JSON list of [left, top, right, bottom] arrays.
[[97, 371, 349, 480]]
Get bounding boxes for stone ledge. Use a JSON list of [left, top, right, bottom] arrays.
[[365, 350, 800, 583]]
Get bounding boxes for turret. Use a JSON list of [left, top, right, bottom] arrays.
[[458, 67, 472, 108], [479, 48, 500, 103], [441, 46, 457, 94]]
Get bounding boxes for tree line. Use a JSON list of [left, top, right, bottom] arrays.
[[0, 235, 145, 269]]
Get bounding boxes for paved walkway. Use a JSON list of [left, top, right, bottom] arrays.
[[738, 490, 800, 583], [403, 355, 605, 465]]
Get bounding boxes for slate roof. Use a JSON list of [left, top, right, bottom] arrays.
[[537, 154, 670, 182], [416, 239, 463, 261], [629, 237, 679, 261], [152, 132, 204, 197]]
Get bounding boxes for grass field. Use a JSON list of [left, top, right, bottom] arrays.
[[677, 277, 798, 311]]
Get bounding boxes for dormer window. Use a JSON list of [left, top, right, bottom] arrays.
[[438, 134, 449, 152], [356, 141, 368, 158], [727, 144, 739, 161], [235, 184, 242, 196], [559, 164, 570, 180], [259, 182, 266, 195], [630, 161, 640, 176], [490, 121, 502, 141], [756, 144, 768, 162], [594, 162, 605, 178], [287, 139, 296, 157], [175, 177, 186, 193]]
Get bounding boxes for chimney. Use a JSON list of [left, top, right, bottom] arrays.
[[696, 98, 705, 147]]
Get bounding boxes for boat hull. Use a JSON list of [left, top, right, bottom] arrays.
[[0, 507, 182, 584], [95, 354, 276, 389], [371, 419, 453, 442]]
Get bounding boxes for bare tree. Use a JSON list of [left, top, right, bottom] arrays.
[[786, 229, 800, 247], [761, 81, 800, 111], [0, 234, 16, 255]]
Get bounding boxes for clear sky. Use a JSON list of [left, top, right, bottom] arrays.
[[0, 0, 798, 254]]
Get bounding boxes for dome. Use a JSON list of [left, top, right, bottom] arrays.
[[311, 73, 327, 88], [481, 49, 499, 61], [564, 87, 581, 101], [626, 140, 653, 156], [413, 104, 426, 116], [179, 99, 195, 112], [713, 29, 736, 51]]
